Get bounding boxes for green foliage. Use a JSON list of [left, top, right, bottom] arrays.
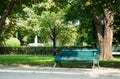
[[64, 0, 96, 45], [15, 6, 41, 44], [113, 13, 120, 45], [52, 0, 69, 10], [0, 0, 9, 15], [1, 0, 120, 47], [5, 38, 21, 47], [58, 25, 77, 46], [40, 11, 77, 46], [64, 0, 120, 46], [0, 0, 76, 46], [40, 11, 64, 40], [0, 17, 17, 45]]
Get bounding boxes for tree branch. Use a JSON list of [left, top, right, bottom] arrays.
[[0, 0, 19, 34]]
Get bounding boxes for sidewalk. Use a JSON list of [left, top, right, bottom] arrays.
[[0, 64, 120, 77]]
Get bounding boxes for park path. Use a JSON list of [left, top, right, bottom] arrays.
[[0, 64, 120, 79]]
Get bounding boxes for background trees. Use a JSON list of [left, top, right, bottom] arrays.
[[0, 0, 76, 47], [0, 0, 120, 60], [40, 11, 77, 47], [0, 0, 18, 33], [40, 10, 77, 55], [113, 11, 120, 45], [65, 0, 120, 60]]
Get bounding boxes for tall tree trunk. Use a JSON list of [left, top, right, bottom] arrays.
[[102, 8, 114, 60], [102, 24, 113, 60], [93, 16, 104, 51], [0, 0, 18, 34], [93, 8, 114, 60]]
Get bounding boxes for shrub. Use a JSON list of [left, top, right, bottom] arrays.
[[5, 38, 21, 47]]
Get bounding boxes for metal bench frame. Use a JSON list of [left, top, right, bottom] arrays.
[[53, 48, 100, 68]]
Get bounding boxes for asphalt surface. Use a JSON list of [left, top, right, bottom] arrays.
[[0, 64, 120, 79]]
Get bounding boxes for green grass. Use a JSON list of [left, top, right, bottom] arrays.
[[0, 55, 120, 68], [0, 54, 54, 66], [100, 56, 120, 68], [54, 56, 120, 68]]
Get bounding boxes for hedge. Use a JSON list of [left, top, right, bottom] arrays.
[[0, 46, 95, 55], [0, 46, 63, 55]]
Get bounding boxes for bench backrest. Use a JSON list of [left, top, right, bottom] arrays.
[[58, 48, 100, 58]]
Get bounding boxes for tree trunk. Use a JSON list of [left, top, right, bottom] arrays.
[[101, 8, 114, 60], [93, 16, 104, 50], [102, 25, 113, 60], [93, 8, 114, 60], [53, 38, 57, 56], [50, 27, 57, 56], [0, 0, 18, 34], [53, 27, 57, 56]]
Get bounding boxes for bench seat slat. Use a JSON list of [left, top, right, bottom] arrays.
[[55, 57, 94, 61]]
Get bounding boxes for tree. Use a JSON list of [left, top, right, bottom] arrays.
[[113, 12, 120, 45], [14, 0, 63, 45], [58, 24, 77, 46], [0, 0, 46, 35], [0, 0, 47, 44], [65, 0, 120, 60], [0, 0, 19, 34], [0, 0, 67, 44], [40, 11, 77, 55], [40, 11, 63, 55], [15, 7, 41, 45], [0, 18, 17, 45], [91, 0, 120, 60]]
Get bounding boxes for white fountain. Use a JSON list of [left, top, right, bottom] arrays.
[[34, 35, 38, 44], [28, 35, 44, 47]]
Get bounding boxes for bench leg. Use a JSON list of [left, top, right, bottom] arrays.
[[97, 62, 100, 68], [53, 62, 63, 67], [92, 62, 100, 69], [92, 63, 95, 69], [53, 62, 57, 68]]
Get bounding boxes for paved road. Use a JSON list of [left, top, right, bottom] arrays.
[[0, 65, 120, 79]]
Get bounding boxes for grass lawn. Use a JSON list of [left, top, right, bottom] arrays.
[[58, 57, 120, 68], [0, 55, 120, 68], [100, 56, 120, 68], [0, 54, 54, 66]]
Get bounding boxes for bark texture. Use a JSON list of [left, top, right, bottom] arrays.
[[102, 8, 114, 60], [93, 8, 114, 60], [0, 0, 18, 34]]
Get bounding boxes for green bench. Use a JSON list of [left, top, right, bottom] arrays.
[[53, 47, 101, 68]]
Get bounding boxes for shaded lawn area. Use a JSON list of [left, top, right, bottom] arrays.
[[0, 55, 120, 68], [53, 55, 120, 68], [100, 56, 120, 68]]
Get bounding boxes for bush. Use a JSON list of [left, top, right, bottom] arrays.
[[5, 38, 21, 47]]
